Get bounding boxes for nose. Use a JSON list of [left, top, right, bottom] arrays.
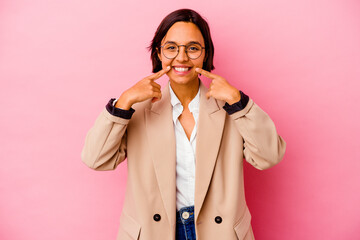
[[176, 46, 189, 62]]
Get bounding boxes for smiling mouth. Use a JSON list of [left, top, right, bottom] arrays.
[[173, 67, 192, 72]]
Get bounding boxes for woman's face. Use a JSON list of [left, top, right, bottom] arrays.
[[157, 21, 206, 86]]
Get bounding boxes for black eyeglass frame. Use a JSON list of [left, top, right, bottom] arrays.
[[160, 42, 206, 60]]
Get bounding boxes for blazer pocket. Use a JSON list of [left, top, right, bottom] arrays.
[[233, 207, 252, 240], [118, 211, 141, 240]]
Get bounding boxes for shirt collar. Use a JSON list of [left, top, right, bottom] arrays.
[[168, 81, 200, 122]]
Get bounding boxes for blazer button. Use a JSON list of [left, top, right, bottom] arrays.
[[215, 216, 222, 224], [153, 214, 161, 222]]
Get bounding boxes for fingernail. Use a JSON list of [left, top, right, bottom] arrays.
[[167, 66, 170, 70], [195, 68, 199, 71]]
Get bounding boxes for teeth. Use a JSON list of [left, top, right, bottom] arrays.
[[174, 67, 190, 72]]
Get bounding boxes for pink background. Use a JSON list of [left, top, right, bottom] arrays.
[[1, 0, 359, 239]]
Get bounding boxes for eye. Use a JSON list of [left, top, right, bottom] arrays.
[[187, 45, 200, 51], [164, 44, 177, 51]]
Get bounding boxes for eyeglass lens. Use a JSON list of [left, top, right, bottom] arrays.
[[162, 43, 203, 59]]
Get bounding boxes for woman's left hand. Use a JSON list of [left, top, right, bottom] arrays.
[[195, 68, 241, 105]]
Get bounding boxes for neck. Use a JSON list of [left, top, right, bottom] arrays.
[[170, 78, 200, 108]]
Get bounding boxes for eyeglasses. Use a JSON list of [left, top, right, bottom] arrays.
[[160, 42, 205, 60]]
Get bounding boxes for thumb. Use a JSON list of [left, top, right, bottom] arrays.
[[151, 97, 159, 103], [206, 91, 211, 99]]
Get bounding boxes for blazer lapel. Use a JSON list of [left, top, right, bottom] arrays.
[[194, 81, 226, 223], [145, 83, 177, 229]]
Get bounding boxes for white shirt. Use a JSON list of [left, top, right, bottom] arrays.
[[169, 82, 200, 211], [113, 82, 200, 211]]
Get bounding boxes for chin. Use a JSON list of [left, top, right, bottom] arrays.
[[169, 72, 198, 85]]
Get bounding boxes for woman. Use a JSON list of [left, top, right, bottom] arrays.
[[81, 8, 286, 240]]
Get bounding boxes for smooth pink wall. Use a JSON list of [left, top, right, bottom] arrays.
[[1, 0, 359, 239]]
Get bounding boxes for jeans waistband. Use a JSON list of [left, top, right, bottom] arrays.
[[176, 205, 195, 224]]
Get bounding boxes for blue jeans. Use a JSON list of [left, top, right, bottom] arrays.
[[176, 205, 196, 240]]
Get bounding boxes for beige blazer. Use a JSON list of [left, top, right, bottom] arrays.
[[81, 80, 286, 240]]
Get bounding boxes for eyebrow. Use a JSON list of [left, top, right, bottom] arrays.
[[164, 41, 202, 45]]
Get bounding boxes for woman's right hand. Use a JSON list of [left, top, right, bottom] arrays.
[[115, 66, 171, 110]]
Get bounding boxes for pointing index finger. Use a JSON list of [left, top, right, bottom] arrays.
[[195, 68, 217, 79], [149, 66, 171, 81]]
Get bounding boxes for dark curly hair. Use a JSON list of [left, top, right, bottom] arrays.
[[147, 8, 215, 73]]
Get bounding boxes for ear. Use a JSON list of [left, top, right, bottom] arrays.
[[157, 48, 162, 62]]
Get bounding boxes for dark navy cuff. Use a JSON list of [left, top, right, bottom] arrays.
[[222, 91, 250, 115], [106, 98, 135, 119]]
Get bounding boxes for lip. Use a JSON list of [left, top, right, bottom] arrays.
[[172, 66, 193, 75], [172, 65, 192, 68]]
